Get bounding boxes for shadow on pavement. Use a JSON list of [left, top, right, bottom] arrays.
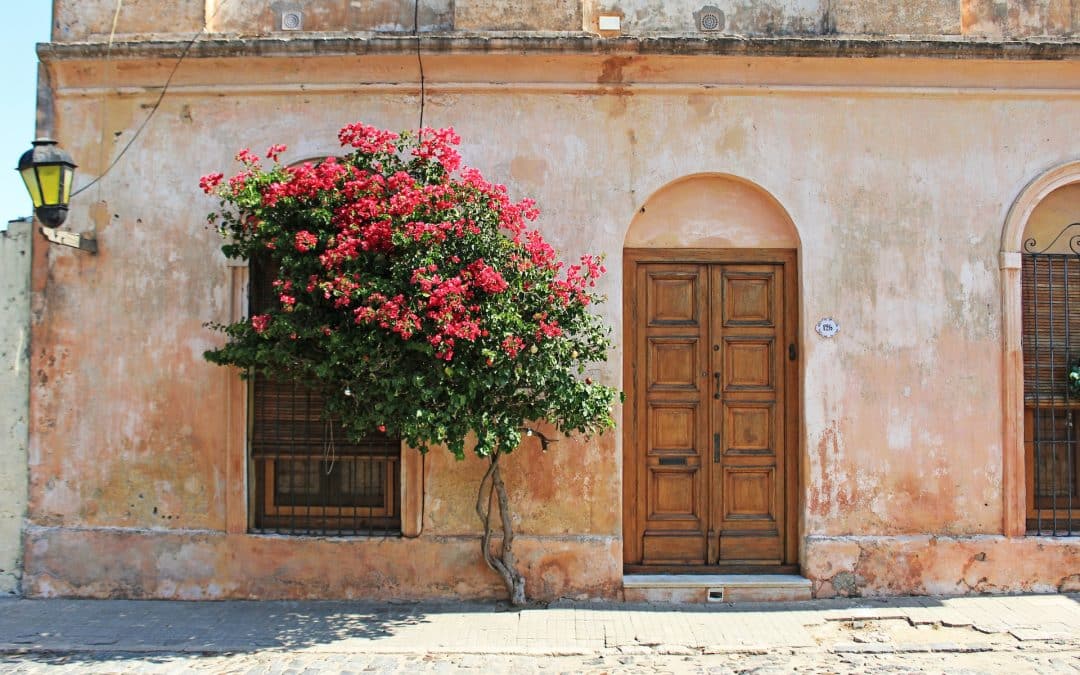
[[0, 593, 1076, 668], [0, 599, 471, 665]]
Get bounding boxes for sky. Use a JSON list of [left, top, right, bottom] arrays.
[[2, 3, 55, 225]]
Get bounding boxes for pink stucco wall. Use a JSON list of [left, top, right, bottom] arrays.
[[25, 3, 1080, 599]]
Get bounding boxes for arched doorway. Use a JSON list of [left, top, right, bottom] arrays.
[[622, 174, 801, 572]]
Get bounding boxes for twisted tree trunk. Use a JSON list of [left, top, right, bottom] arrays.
[[475, 451, 527, 606]]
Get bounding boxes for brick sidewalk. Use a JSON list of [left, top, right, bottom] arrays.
[[0, 594, 1077, 656]]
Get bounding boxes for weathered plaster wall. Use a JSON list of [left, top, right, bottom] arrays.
[[50, 0, 1078, 39], [830, 0, 962, 35], [454, 0, 581, 31], [209, 0, 579, 34], [208, 0, 454, 34], [583, 0, 826, 35], [23, 527, 621, 600], [963, 0, 1078, 37], [51, 0, 577, 38], [24, 49, 1080, 599], [0, 219, 31, 596], [52, 0, 204, 41], [806, 536, 1080, 597]]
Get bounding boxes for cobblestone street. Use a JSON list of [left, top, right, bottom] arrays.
[[2, 645, 1079, 674], [0, 595, 1077, 673]]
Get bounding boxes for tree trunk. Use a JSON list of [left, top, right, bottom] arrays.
[[475, 451, 527, 606]]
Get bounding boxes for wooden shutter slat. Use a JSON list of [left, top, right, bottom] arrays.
[[251, 374, 398, 457], [248, 257, 398, 458], [1022, 254, 1080, 404]]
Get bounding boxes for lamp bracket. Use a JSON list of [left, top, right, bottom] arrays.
[[40, 226, 97, 254]]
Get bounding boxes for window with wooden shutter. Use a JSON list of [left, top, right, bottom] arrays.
[[1021, 252, 1080, 536], [249, 257, 401, 535]]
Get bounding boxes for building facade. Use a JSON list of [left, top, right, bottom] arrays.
[[1, 219, 31, 596], [19, 0, 1080, 600]]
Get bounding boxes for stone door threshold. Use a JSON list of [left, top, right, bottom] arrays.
[[623, 574, 812, 603]]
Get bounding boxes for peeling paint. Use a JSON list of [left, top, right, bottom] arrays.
[[22, 8, 1080, 601], [22, 527, 621, 601], [807, 536, 1080, 597]]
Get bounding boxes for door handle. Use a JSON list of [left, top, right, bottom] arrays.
[[713, 372, 720, 399], [713, 433, 721, 463]]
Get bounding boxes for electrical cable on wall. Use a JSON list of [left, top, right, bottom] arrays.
[[86, 0, 125, 204], [414, 0, 426, 130], [73, 0, 233, 198]]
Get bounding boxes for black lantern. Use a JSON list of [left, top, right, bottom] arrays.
[[18, 138, 77, 228]]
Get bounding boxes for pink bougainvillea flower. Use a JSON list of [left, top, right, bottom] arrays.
[[294, 230, 318, 252], [265, 144, 287, 162], [199, 172, 224, 194], [251, 314, 271, 333]]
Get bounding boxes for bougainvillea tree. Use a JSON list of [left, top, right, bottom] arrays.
[[201, 122, 619, 605]]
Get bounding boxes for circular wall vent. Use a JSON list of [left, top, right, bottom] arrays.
[[281, 11, 303, 30], [700, 12, 721, 31]]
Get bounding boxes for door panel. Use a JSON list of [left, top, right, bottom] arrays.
[[723, 402, 774, 455], [719, 532, 781, 561], [712, 264, 784, 564], [651, 465, 701, 517], [639, 265, 710, 565], [648, 339, 701, 390], [724, 467, 775, 518], [722, 273, 775, 327], [650, 404, 698, 451], [722, 338, 775, 390], [626, 252, 797, 570], [647, 272, 702, 326]]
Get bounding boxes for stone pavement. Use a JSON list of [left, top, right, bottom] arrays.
[[0, 594, 1077, 673]]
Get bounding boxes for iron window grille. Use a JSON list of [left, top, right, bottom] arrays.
[[1021, 226, 1080, 536], [249, 257, 401, 536]]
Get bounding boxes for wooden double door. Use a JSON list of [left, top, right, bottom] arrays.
[[624, 249, 799, 571]]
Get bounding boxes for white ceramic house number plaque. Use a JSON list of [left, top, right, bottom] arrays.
[[815, 317, 839, 338]]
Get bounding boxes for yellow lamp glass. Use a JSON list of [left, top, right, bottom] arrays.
[[20, 166, 43, 208], [61, 165, 73, 204], [35, 164, 63, 207]]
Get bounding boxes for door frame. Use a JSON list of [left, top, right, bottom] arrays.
[[622, 247, 801, 572]]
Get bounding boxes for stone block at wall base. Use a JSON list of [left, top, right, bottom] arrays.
[[805, 535, 1080, 598], [21, 526, 622, 601], [0, 514, 23, 596]]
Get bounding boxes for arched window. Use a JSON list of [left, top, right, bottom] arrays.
[[1019, 183, 1080, 536]]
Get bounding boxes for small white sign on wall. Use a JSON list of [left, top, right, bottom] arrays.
[[815, 317, 839, 338]]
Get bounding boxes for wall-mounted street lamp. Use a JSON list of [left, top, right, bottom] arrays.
[[17, 138, 95, 253]]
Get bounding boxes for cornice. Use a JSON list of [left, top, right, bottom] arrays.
[[38, 33, 1080, 62]]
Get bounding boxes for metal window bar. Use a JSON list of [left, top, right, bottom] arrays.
[[248, 257, 401, 537], [1022, 251, 1079, 536]]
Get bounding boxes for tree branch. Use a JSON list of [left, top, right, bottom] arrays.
[[519, 427, 558, 451], [475, 454, 500, 573]]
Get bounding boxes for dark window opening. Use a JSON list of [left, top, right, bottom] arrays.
[[249, 257, 401, 536]]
